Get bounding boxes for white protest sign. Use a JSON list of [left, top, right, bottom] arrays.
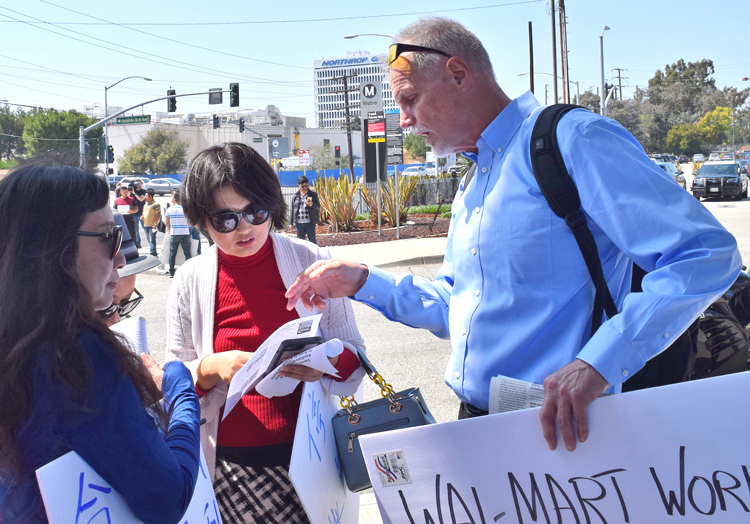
[[360, 371, 750, 524], [289, 380, 360, 524], [36, 446, 221, 524]]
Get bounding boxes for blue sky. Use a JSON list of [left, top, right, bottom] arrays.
[[1, 0, 747, 124]]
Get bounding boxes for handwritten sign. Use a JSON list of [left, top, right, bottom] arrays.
[[360, 371, 750, 523], [289, 381, 360, 524], [36, 446, 222, 523]]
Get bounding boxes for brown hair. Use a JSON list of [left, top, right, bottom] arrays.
[[0, 163, 166, 479], [181, 142, 288, 238]]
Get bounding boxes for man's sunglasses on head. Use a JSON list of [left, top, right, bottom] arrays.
[[388, 43, 453, 65]]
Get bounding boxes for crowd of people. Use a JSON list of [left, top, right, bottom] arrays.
[[0, 15, 742, 524]]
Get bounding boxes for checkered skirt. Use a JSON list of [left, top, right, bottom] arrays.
[[213, 447, 311, 524]]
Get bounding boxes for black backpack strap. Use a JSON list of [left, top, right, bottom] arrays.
[[530, 104, 618, 336]]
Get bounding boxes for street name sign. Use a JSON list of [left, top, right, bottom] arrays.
[[115, 115, 151, 125]]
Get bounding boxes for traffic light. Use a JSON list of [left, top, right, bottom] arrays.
[[106, 145, 114, 163], [334, 145, 341, 158], [98, 137, 106, 163], [238, 117, 244, 133], [212, 115, 219, 129], [167, 89, 176, 112], [230, 83, 240, 107]]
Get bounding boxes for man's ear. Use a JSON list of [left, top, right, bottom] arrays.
[[446, 57, 472, 92]]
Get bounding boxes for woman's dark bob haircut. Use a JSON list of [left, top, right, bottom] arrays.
[[181, 142, 287, 236]]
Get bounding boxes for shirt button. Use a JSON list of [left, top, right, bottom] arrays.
[[663, 333, 670, 338], [368, 295, 374, 300], [475, 290, 480, 297], [481, 167, 487, 173], [471, 248, 477, 255], [497, 147, 503, 153], [461, 328, 467, 335], [454, 372, 461, 379], [474, 207, 480, 214], [622, 370, 629, 377]]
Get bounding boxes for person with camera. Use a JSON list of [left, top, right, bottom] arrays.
[[289, 175, 320, 245]]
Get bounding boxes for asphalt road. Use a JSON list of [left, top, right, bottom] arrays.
[[134, 171, 749, 427]]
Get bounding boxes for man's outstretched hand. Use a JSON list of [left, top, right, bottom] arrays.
[[285, 259, 369, 311], [539, 359, 609, 451]]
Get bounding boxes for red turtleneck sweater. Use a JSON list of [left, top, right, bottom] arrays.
[[201, 236, 359, 447]]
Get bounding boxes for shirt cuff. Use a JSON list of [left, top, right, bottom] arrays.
[[195, 382, 215, 398], [352, 265, 394, 307], [329, 347, 360, 382], [575, 321, 647, 387]]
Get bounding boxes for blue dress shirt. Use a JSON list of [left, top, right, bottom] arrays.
[[355, 91, 741, 411]]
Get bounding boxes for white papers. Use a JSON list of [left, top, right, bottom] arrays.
[[256, 339, 343, 398], [111, 316, 149, 356], [223, 314, 323, 420], [117, 204, 131, 213], [488, 375, 544, 414]]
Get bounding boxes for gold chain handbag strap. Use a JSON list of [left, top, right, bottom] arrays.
[[339, 350, 402, 424]]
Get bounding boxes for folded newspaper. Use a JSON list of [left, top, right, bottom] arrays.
[[223, 314, 342, 420]]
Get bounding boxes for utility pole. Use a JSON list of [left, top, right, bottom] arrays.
[[331, 73, 358, 182], [528, 22, 535, 94], [558, 0, 569, 103], [550, 0, 558, 104], [612, 68, 628, 100]]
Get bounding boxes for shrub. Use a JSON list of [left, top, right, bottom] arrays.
[[361, 176, 418, 225], [316, 174, 359, 232]]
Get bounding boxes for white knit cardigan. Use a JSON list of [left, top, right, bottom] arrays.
[[165, 232, 366, 478]]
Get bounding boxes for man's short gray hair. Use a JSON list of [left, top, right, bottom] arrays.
[[393, 17, 496, 84]]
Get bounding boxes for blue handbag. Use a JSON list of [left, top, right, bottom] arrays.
[[332, 350, 435, 492]]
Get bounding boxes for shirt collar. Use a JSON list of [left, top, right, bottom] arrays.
[[462, 91, 540, 163]]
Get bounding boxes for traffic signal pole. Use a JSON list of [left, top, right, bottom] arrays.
[[79, 89, 231, 169]]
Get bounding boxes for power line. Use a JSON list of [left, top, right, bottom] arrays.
[[40, 0, 310, 71], [0, 2, 545, 26], [0, 132, 99, 142]]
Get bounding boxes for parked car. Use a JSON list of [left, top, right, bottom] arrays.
[[678, 155, 689, 164], [447, 164, 462, 176], [107, 175, 126, 191], [115, 176, 150, 191], [691, 161, 748, 201], [144, 177, 181, 195], [693, 153, 706, 163], [402, 166, 428, 176], [708, 152, 721, 161], [656, 162, 686, 189]]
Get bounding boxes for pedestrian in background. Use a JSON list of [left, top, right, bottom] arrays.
[[113, 185, 137, 244], [165, 188, 191, 278], [130, 180, 147, 249], [289, 175, 319, 244], [141, 189, 161, 257]]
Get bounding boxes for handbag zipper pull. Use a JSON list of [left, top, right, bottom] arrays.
[[348, 433, 355, 452]]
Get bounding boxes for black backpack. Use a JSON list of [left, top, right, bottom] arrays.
[[530, 104, 698, 390]]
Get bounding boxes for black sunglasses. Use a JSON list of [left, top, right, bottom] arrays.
[[209, 207, 270, 233], [76, 225, 123, 260], [388, 43, 453, 65], [99, 288, 144, 319]]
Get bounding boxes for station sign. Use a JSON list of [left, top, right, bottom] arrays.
[[299, 149, 311, 166], [367, 111, 385, 143], [386, 111, 403, 165], [360, 81, 382, 113]]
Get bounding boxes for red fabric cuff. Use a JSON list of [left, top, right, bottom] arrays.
[[331, 348, 361, 382], [195, 383, 214, 398]]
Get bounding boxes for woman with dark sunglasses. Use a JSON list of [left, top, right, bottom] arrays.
[[167, 142, 366, 524], [0, 163, 201, 523]]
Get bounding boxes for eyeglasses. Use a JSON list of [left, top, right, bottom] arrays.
[[76, 225, 123, 260], [209, 206, 270, 233], [388, 43, 453, 66], [99, 288, 143, 319]]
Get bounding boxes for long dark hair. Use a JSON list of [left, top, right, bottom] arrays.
[[181, 142, 288, 238], [0, 163, 165, 478]]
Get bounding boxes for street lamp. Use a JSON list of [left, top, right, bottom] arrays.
[[518, 72, 579, 104], [599, 26, 610, 116], [344, 33, 393, 40], [104, 76, 151, 178]]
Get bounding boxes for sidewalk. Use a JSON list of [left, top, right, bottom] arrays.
[[327, 236, 447, 268]]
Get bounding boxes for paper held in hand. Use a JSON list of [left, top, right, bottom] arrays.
[[488, 375, 545, 414], [223, 314, 340, 420]]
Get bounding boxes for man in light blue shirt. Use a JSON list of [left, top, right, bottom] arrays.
[[286, 18, 741, 452]]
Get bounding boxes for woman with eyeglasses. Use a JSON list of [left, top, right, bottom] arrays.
[[167, 142, 365, 523], [0, 163, 201, 523]]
